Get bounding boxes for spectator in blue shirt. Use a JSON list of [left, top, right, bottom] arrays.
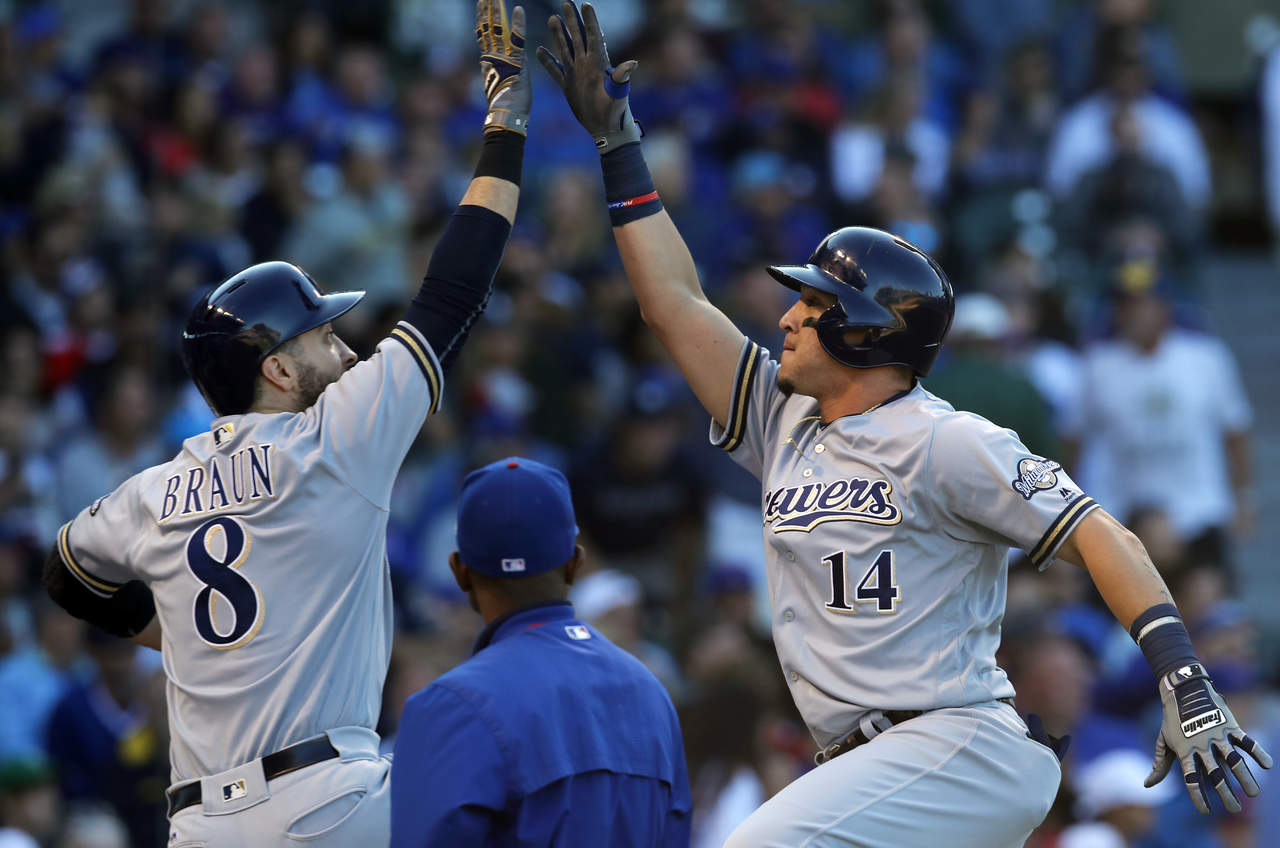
[[390, 457, 691, 848]]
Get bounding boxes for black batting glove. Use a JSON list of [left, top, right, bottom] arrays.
[[536, 1, 641, 153], [1146, 663, 1272, 814], [477, 0, 531, 136]]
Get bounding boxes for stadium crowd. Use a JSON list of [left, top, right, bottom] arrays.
[[1, 0, 1278, 846]]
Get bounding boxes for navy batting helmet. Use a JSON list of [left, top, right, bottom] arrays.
[[181, 261, 365, 416], [767, 227, 954, 377]]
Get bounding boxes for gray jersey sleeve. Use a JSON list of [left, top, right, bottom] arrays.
[[930, 411, 1099, 569], [708, 340, 791, 479], [308, 321, 445, 509], [56, 475, 148, 595]]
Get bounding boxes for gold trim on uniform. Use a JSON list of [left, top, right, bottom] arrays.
[[57, 523, 121, 597], [718, 341, 760, 453], [390, 324, 443, 415], [1030, 495, 1098, 568]]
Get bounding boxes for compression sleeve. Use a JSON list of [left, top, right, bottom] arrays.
[[401, 132, 522, 374]]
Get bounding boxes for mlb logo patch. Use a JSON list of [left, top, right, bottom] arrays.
[[565, 625, 591, 640], [222, 779, 247, 802], [501, 558, 526, 573]]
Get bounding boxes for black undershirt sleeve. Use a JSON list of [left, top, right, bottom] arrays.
[[401, 130, 522, 374], [43, 545, 155, 639], [401, 205, 511, 374]]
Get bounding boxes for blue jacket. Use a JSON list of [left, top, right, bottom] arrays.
[[391, 601, 691, 847]]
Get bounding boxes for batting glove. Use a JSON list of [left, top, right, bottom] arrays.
[[477, 0, 531, 136], [536, 1, 641, 153], [1146, 663, 1272, 813]]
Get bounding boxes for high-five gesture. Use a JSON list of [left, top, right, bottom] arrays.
[[537, 1, 640, 153], [477, 0, 531, 136]]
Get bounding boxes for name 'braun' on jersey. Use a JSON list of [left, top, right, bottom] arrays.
[[711, 340, 1098, 748], [53, 322, 444, 783]]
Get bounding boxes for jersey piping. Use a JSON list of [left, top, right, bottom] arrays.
[[388, 321, 444, 415]]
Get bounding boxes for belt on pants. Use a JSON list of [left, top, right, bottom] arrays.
[[815, 697, 1017, 766], [167, 735, 341, 817]]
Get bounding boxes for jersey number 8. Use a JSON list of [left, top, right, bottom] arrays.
[[187, 516, 263, 650], [821, 550, 900, 615]]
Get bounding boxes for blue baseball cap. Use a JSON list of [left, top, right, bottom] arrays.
[[456, 457, 579, 578]]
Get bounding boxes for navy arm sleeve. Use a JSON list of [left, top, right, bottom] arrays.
[[402, 205, 511, 375]]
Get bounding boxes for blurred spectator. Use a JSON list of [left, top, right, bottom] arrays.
[[946, 0, 1055, 80], [239, 136, 309, 261], [280, 129, 410, 320], [925, 293, 1058, 459], [44, 633, 167, 847], [53, 362, 165, 522], [1052, 0, 1186, 104], [570, 569, 684, 697], [0, 758, 58, 847], [724, 150, 831, 269], [1062, 263, 1253, 571], [831, 71, 950, 207], [840, 0, 972, 132], [951, 41, 1060, 196], [1056, 103, 1200, 264], [1058, 749, 1176, 848], [1045, 25, 1210, 212], [569, 377, 709, 647], [0, 599, 86, 764], [55, 805, 129, 848], [1264, 44, 1280, 250]]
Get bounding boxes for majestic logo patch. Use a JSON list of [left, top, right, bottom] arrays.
[[1181, 709, 1225, 738], [1011, 458, 1061, 500], [222, 779, 247, 802], [565, 625, 591, 640], [501, 558, 526, 573], [89, 495, 107, 516], [764, 477, 901, 533]]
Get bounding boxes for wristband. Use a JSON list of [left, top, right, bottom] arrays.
[[601, 143, 662, 226], [1131, 603, 1199, 679], [473, 131, 525, 185]]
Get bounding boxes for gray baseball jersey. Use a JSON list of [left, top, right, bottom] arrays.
[[711, 340, 1099, 747], [55, 321, 443, 783]]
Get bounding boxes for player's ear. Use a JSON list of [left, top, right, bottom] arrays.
[[448, 552, 472, 593], [562, 544, 585, 587], [259, 351, 296, 394]]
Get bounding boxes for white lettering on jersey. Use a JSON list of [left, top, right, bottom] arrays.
[[764, 477, 902, 533], [160, 445, 277, 522]]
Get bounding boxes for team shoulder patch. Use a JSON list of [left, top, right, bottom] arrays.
[[1011, 457, 1061, 500]]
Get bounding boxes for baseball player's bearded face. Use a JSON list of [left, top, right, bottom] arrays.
[[287, 323, 358, 410], [776, 286, 864, 398]]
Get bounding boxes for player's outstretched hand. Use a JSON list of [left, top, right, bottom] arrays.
[[536, 1, 640, 153], [477, 0, 530, 136], [1145, 663, 1273, 814]]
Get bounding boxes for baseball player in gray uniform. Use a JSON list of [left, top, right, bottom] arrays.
[[40, 3, 532, 845], [538, 4, 1272, 845]]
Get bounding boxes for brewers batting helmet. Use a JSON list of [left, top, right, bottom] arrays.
[[767, 227, 954, 377], [181, 261, 365, 416]]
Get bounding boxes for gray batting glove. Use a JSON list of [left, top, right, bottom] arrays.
[[1146, 663, 1272, 814], [477, 0, 531, 136], [536, 1, 641, 153]]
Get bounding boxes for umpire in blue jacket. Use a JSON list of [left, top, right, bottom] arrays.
[[390, 457, 691, 847]]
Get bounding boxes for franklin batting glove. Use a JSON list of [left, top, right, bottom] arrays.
[[1146, 663, 1272, 814], [537, 1, 641, 153], [477, 0, 531, 136]]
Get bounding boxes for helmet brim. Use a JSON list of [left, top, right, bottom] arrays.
[[767, 264, 849, 298], [277, 289, 366, 351]]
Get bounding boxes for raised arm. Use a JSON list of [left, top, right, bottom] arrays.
[[537, 1, 745, 427], [405, 0, 530, 374], [1057, 510, 1272, 814]]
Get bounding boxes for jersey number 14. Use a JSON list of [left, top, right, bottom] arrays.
[[820, 550, 899, 614]]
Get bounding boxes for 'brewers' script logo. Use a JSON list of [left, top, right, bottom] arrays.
[[1011, 457, 1060, 500], [764, 477, 901, 533]]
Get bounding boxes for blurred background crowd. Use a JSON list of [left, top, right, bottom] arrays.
[[1, 0, 1279, 846]]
